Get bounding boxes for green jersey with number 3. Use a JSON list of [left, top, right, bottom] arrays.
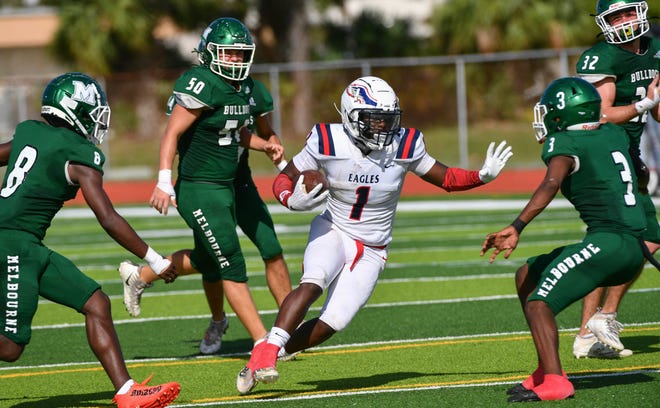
[[541, 123, 645, 235], [168, 65, 269, 183], [0, 120, 105, 240], [576, 37, 660, 151]]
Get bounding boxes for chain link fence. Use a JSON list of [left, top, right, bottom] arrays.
[[0, 48, 585, 177]]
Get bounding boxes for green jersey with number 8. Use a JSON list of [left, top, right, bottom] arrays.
[[168, 65, 268, 183], [576, 37, 660, 151], [0, 120, 104, 240]]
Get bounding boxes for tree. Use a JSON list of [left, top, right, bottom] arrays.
[[429, 0, 598, 54], [46, 0, 249, 140]]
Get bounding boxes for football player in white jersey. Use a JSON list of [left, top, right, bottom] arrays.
[[236, 76, 513, 394]]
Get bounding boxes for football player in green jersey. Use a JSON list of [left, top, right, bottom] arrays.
[[481, 77, 647, 402], [0, 73, 180, 408], [574, 0, 660, 358], [117, 17, 289, 354]]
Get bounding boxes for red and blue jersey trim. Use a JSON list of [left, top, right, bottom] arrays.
[[396, 128, 421, 159], [316, 123, 336, 156]]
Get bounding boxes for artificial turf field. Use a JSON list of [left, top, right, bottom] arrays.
[[0, 199, 658, 407]]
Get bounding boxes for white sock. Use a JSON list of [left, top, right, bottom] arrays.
[[116, 379, 135, 395], [268, 327, 290, 348]]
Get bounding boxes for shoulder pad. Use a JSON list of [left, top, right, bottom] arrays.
[[314, 123, 336, 156], [395, 128, 422, 159]]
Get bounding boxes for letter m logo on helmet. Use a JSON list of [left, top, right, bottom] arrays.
[[71, 80, 101, 106]]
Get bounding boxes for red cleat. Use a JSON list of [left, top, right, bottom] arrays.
[[112, 375, 180, 408], [250, 341, 280, 384]]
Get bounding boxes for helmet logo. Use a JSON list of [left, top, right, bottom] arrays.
[[71, 80, 99, 106], [348, 84, 377, 107], [606, 1, 627, 10]]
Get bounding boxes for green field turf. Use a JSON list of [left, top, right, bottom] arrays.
[[0, 199, 658, 407]]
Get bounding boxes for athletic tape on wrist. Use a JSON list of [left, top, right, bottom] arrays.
[[143, 246, 170, 275], [635, 97, 657, 114]]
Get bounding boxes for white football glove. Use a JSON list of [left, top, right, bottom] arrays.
[[157, 169, 176, 198], [478, 141, 513, 183], [287, 176, 329, 211]]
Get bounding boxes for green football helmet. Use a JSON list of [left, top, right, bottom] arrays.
[[197, 17, 255, 81], [41, 72, 111, 144], [595, 0, 649, 44], [533, 77, 602, 141]]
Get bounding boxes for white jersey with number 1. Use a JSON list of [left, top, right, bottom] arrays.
[[292, 123, 435, 247]]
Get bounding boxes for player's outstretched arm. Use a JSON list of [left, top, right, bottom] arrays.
[[422, 141, 512, 191], [70, 163, 177, 282], [480, 155, 571, 263]]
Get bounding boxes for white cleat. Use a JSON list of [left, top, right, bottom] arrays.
[[118, 260, 150, 317], [586, 309, 625, 351], [199, 317, 229, 355], [236, 366, 257, 395], [573, 334, 632, 359], [277, 348, 301, 362]]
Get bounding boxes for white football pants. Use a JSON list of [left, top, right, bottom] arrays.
[[301, 214, 388, 331]]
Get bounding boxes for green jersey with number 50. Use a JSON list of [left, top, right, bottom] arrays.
[[576, 37, 660, 151], [0, 120, 105, 240], [168, 65, 269, 183], [541, 123, 645, 236]]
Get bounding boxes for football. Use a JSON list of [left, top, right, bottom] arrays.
[[298, 169, 329, 197]]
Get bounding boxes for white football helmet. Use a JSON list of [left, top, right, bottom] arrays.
[[595, 0, 649, 44], [340, 76, 401, 151]]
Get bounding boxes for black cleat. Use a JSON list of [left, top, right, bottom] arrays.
[[506, 383, 528, 395], [508, 389, 542, 403]]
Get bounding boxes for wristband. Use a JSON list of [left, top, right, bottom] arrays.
[[634, 97, 657, 114], [157, 169, 175, 197], [273, 172, 293, 207], [276, 160, 288, 172], [510, 218, 527, 234], [158, 169, 172, 183], [143, 246, 170, 275]]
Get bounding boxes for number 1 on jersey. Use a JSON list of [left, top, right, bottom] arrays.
[[350, 186, 370, 220]]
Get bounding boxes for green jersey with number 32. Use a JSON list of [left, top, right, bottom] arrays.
[[168, 65, 270, 183], [541, 123, 645, 236], [0, 120, 105, 240], [576, 37, 660, 150]]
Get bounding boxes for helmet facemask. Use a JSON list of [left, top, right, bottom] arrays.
[[204, 42, 254, 81], [88, 104, 111, 144], [532, 103, 549, 142], [596, 1, 649, 44], [352, 108, 401, 150]]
